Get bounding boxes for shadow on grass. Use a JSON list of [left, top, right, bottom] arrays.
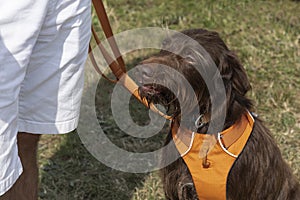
[[39, 131, 155, 200], [39, 56, 168, 200]]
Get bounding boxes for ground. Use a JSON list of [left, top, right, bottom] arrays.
[[38, 1, 299, 199]]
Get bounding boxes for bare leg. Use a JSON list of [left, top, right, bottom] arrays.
[[0, 133, 40, 200]]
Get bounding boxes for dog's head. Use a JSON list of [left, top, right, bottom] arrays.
[[138, 29, 253, 131]]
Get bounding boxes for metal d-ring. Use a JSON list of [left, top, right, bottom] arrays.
[[195, 114, 206, 129]]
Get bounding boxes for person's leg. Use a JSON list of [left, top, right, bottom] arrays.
[[0, 0, 90, 199], [16, 1, 91, 199], [0, 1, 49, 198], [0, 133, 40, 200]]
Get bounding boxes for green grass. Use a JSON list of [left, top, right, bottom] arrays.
[[38, 0, 299, 199]]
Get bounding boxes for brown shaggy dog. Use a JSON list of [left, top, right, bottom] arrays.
[[138, 29, 300, 200]]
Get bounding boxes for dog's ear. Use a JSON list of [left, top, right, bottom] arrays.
[[219, 51, 251, 97], [218, 50, 253, 120]]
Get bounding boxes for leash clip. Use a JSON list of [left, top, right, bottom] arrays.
[[195, 114, 206, 129]]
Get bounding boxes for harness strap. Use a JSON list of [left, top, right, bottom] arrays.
[[173, 111, 255, 155], [172, 111, 255, 200]]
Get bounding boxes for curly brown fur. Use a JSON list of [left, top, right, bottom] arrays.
[[138, 29, 300, 199]]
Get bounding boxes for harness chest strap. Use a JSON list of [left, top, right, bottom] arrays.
[[172, 111, 255, 199]]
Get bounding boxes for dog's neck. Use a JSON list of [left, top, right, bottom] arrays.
[[176, 108, 247, 134], [175, 113, 211, 134]]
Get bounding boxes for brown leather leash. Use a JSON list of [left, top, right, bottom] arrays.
[[89, 0, 172, 120]]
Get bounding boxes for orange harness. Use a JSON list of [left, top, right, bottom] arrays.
[[172, 112, 254, 199]]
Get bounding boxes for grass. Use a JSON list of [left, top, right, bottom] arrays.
[[38, 0, 299, 199]]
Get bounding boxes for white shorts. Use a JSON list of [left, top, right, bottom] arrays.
[[0, 0, 91, 195]]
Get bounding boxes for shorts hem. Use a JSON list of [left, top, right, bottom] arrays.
[[0, 164, 23, 196], [18, 117, 79, 134]]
